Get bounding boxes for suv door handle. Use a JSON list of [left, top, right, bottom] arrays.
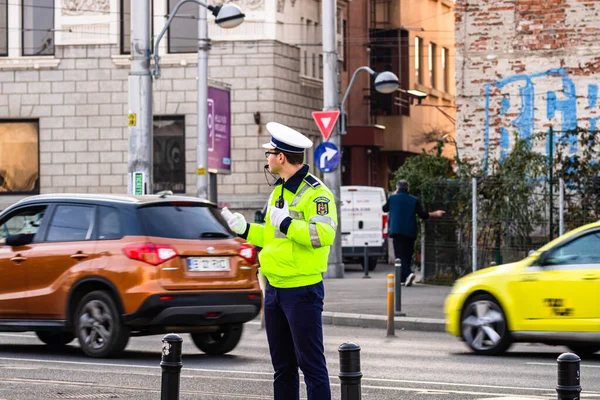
[[10, 255, 27, 263], [71, 252, 89, 260], [582, 274, 599, 280]]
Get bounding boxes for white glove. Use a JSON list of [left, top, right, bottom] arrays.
[[269, 201, 290, 230], [221, 207, 247, 235]]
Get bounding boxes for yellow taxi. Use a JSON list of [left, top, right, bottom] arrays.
[[445, 221, 600, 356]]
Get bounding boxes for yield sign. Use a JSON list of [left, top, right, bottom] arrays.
[[312, 110, 340, 141]]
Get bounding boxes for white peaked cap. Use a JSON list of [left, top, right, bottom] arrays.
[[261, 122, 313, 153]]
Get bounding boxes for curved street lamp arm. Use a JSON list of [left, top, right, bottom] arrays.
[[339, 66, 375, 134], [153, 0, 213, 77]]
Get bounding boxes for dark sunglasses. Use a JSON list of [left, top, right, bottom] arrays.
[[265, 151, 281, 158]]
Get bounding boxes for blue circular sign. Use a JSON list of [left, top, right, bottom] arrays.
[[314, 142, 340, 172]]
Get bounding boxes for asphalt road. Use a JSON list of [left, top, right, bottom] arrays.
[[0, 324, 599, 399]]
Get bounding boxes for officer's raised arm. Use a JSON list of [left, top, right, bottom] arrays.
[[284, 189, 337, 248]]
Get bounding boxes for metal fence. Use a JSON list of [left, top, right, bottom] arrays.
[[418, 175, 600, 283]]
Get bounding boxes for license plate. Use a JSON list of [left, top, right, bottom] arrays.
[[187, 257, 230, 272]]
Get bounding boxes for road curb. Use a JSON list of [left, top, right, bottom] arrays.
[[321, 311, 446, 332]]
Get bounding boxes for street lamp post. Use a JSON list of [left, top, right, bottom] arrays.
[[339, 67, 400, 135], [153, 0, 244, 200]]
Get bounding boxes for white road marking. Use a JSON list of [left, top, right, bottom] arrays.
[[0, 333, 36, 338], [527, 361, 600, 369], [1, 356, 598, 398]]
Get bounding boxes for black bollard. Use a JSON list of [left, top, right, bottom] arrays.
[[339, 342, 362, 400], [161, 333, 183, 400], [556, 352, 581, 400]]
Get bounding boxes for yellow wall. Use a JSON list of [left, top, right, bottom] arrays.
[[378, 0, 456, 158]]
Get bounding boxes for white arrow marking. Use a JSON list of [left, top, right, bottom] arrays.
[[321, 117, 331, 129], [320, 147, 338, 168]]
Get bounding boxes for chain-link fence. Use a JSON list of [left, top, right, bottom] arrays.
[[419, 175, 600, 283]]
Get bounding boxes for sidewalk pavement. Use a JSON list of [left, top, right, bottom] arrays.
[[321, 262, 451, 333]]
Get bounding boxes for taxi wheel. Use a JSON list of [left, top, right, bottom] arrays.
[[191, 323, 243, 355], [74, 291, 130, 358], [35, 331, 74, 347], [460, 294, 512, 355], [567, 344, 600, 357]]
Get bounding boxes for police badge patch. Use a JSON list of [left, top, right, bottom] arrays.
[[314, 196, 330, 215]]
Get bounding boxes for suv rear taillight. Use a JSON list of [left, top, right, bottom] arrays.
[[239, 243, 257, 264], [382, 214, 388, 239], [122, 243, 178, 266]]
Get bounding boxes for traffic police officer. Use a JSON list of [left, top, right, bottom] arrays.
[[222, 122, 336, 400]]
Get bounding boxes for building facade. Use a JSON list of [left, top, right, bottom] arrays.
[[341, 0, 456, 189], [455, 0, 600, 166], [0, 0, 347, 215]]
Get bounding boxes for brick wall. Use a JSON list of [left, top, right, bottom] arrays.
[[0, 41, 322, 215], [456, 0, 600, 167]]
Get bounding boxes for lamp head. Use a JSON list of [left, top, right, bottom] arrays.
[[407, 89, 428, 104], [373, 71, 400, 94], [212, 3, 245, 29]]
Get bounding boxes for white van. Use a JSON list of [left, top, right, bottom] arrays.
[[341, 186, 388, 271]]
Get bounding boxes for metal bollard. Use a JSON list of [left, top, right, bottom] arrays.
[[161, 333, 183, 400], [394, 259, 402, 315], [386, 274, 395, 336], [339, 342, 362, 400], [556, 352, 581, 400], [362, 243, 370, 279]]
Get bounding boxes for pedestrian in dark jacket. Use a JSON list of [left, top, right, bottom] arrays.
[[382, 180, 445, 286]]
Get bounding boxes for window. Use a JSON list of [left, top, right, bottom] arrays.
[[319, 55, 323, 80], [415, 36, 423, 85], [121, 0, 154, 55], [442, 47, 449, 93], [342, 20, 347, 72], [312, 53, 317, 78], [0, 206, 46, 241], [303, 50, 307, 76], [46, 205, 94, 242], [429, 42, 437, 89], [0, 2, 6, 56], [97, 206, 122, 240], [138, 205, 233, 239], [23, 0, 54, 56], [168, 0, 199, 53], [0, 120, 39, 195], [153, 116, 185, 194], [548, 231, 600, 265]]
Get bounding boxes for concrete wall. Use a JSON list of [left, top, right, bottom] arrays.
[[455, 0, 600, 166], [0, 0, 336, 216], [0, 41, 321, 216]]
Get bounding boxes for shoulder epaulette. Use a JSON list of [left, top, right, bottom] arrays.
[[304, 174, 321, 188]]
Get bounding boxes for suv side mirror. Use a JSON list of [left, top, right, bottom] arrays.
[[3, 233, 34, 247]]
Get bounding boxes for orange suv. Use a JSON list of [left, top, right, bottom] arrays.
[[0, 194, 262, 358]]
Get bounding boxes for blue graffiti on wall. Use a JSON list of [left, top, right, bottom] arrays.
[[483, 68, 599, 170]]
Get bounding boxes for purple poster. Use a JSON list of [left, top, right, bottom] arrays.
[[208, 87, 231, 174]]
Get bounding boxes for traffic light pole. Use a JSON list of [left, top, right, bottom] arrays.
[[322, 0, 343, 278]]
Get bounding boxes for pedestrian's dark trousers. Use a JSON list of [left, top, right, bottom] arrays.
[[392, 234, 416, 282], [264, 281, 331, 400]]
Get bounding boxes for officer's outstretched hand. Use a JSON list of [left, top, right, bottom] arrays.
[[221, 207, 248, 235], [269, 201, 290, 230]]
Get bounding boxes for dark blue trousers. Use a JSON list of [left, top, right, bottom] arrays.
[[264, 281, 331, 400], [392, 234, 416, 281]]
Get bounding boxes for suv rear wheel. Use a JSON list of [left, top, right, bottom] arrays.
[[191, 323, 243, 355], [74, 291, 130, 358], [35, 331, 74, 347]]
